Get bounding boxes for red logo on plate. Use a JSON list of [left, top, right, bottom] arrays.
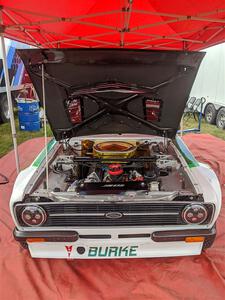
[[65, 245, 73, 258]]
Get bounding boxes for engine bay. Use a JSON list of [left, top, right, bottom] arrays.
[[31, 137, 196, 198]]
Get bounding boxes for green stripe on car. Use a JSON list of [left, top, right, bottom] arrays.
[[32, 139, 56, 168], [175, 136, 199, 168]]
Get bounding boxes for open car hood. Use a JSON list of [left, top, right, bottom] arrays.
[[17, 49, 205, 140]]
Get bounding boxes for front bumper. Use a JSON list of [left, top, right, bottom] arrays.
[[14, 226, 216, 259]]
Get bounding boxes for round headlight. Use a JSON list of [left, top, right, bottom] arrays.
[[21, 206, 47, 227], [182, 204, 208, 224]]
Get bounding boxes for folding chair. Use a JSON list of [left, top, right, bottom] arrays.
[[183, 96, 197, 121]]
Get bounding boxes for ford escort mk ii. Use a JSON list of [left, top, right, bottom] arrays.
[[10, 49, 221, 259]]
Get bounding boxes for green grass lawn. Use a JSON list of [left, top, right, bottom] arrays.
[[0, 115, 224, 158], [0, 118, 52, 158], [182, 115, 225, 140]]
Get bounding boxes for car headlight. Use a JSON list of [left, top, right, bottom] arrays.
[[182, 204, 208, 224], [21, 205, 47, 227]]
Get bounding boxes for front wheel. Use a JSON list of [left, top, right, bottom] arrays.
[[216, 107, 225, 129], [0, 93, 10, 123]]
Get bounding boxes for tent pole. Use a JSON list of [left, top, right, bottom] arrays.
[[180, 115, 184, 137], [41, 64, 49, 191], [0, 35, 20, 174]]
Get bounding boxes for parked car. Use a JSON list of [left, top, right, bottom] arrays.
[[10, 49, 221, 259]]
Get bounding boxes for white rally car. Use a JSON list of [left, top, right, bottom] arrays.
[[10, 49, 221, 259]]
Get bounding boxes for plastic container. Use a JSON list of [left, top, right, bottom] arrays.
[[17, 99, 40, 131]]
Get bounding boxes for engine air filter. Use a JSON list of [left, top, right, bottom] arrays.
[[93, 141, 136, 159]]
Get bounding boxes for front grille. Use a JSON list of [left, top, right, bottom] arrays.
[[46, 214, 182, 226], [15, 202, 215, 227], [43, 203, 185, 226], [43, 203, 186, 214]]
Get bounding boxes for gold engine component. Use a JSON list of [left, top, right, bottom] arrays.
[[81, 140, 94, 156], [93, 140, 137, 159]]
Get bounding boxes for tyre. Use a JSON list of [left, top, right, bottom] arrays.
[[204, 103, 217, 124], [0, 93, 10, 123], [216, 107, 225, 129]]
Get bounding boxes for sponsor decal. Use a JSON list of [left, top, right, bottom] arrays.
[[88, 246, 138, 257], [65, 245, 73, 258], [77, 246, 85, 255]]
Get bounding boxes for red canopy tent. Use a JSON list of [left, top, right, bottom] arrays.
[[2, 0, 225, 173], [2, 0, 225, 50]]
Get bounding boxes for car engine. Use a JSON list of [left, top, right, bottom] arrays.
[[47, 138, 193, 196]]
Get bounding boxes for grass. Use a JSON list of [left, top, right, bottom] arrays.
[[182, 115, 225, 140], [0, 118, 52, 158], [0, 115, 225, 158]]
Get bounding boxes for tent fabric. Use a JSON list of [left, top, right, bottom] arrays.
[[0, 133, 225, 300], [2, 1, 225, 50]]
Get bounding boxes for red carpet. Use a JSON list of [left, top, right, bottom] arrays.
[[0, 134, 225, 300]]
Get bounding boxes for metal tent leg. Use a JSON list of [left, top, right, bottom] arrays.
[[0, 35, 20, 174]]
